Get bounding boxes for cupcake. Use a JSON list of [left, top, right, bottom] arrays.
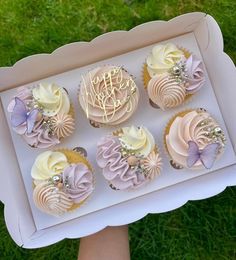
[[143, 43, 205, 110], [31, 148, 94, 216], [7, 83, 75, 148], [164, 108, 226, 170], [97, 126, 162, 190], [79, 66, 139, 127]]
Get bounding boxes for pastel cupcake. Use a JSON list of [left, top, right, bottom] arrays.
[[7, 83, 75, 148], [164, 108, 226, 170], [79, 66, 139, 127], [97, 126, 162, 190], [31, 148, 94, 216], [143, 43, 205, 110]]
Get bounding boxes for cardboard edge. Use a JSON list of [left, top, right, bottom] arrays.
[[23, 164, 236, 248], [194, 14, 236, 149], [1, 12, 236, 248], [0, 12, 206, 89]]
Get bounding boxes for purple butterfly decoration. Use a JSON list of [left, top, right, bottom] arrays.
[[11, 97, 39, 134], [187, 141, 220, 169]]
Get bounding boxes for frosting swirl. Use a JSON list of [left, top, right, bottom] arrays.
[[147, 43, 185, 77], [51, 114, 75, 139], [7, 86, 33, 112], [33, 181, 73, 216], [31, 151, 69, 180], [119, 126, 155, 157], [147, 73, 186, 110], [166, 110, 224, 168], [79, 66, 139, 125], [184, 55, 206, 94], [97, 135, 148, 190], [14, 118, 59, 148], [32, 83, 70, 116], [62, 164, 94, 204]]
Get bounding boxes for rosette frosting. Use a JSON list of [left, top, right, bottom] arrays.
[[184, 55, 206, 94], [147, 73, 186, 110], [166, 110, 225, 169], [33, 181, 73, 216], [97, 135, 149, 190], [146, 43, 185, 77], [79, 66, 139, 125], [62, 163, 94, 204]]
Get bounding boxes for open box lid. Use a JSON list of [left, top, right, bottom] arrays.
[[0, 12, 235, 248]]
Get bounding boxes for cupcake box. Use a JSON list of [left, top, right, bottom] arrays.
[[0, 12, 235, 248]]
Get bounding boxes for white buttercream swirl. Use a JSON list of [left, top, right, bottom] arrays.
[[119, 126, 155, 157], [32, 83, 70, 116], [31, 151, 69, 180], [147, 43, 185, 77]]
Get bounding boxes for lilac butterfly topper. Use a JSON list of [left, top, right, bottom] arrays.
[[11, 97, 39, 134], [187, 140, 220, 169]]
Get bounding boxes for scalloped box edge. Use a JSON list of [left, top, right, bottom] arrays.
[[0, 12, 236, 248]]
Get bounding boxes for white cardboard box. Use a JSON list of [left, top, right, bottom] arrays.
[[0, 12, 235, 248]]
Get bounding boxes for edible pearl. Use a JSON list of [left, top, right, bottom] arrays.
[[127, 156, 139, 166], [214, 127, 222, 135], [52, 175, 61, 184], [172, 66, 181, 75]]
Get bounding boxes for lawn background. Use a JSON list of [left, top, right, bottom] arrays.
[[0, 0, 235, 259]]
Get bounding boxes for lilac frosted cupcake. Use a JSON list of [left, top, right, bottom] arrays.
[[7, 83, 75, 148], [143, 43, 206, 110], [31, 148, 94, 216], [97, 126, 162, 190]]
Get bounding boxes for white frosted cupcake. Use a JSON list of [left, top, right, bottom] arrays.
[[31, 149, 94, 216], [164, 108, 226, 170], [143, 43, 205, 110], [7, 83, 75, 148], [79, 66, 139, 127], [97, 126, 162, 190]]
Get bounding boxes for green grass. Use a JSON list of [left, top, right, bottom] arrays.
[[0, 0, 235, 259]]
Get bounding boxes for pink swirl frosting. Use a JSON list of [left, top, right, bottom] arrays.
[[14, 118, 59, 148], [184, 55, 205, 94], [33, 181, 73, 216], [147, 73, 186, 110], [62, 163, 94, 204], [166, 110, 222, 169], [79, 66, 139, 125], [96, 135, 148, 190]]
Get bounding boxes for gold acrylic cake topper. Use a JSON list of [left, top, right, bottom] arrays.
[[81, 66, 137, 123]]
